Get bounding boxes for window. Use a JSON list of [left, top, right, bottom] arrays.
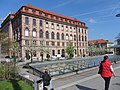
[[61, 33, 64, 40], [51, 41, 55, 46], [25, 8, 28, 13], [74, 43, 76, 46], [61, 25, 64, 30], [46, 41, 49, 46], [79, 43, 81, 46], [25, 28, 29, 36], [56, 32, 60, 40], [32, 9, 36, 14], [51, 23, 54, 29], [85, 36, 87, 41], [33, 19, 36, 26], [57, 42, 60, 46], [85, 29, 87, 34], [32, 29, 37, 37], [57, 24, 59, 30], [79, 28, 80, 33], [70, 27, 72, 32], [75, 49, 77, 54], [62, 42, 64, 46], [74, 28, 76, 33], [51, 32, 54, 39], [45, 14, 48, 18], [46, 31, 49, 39], [70, 34, 72, 40], [39, 29, 43, 38], [66, 26, 68, 31], [66, 34, 69, 40], [74, 35, 76, 41], [33, 40, 36, 45], [82, 35, 84, 41], [79, 35, 81, 41], [40, 20, 42, 27], [25, 17, 29, 25], [52, 50, 55, 56], [58, 50, 60, 54], [39, 12, 42, 16], [82, 29, 84, 34], [46, 22, 49, 28], [25, 40, 29, 45]]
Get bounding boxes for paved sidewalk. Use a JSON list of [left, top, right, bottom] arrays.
[[53, 62, 120, 90]]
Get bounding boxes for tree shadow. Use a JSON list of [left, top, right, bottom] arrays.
[[9, 79, 22, 90], [76, 85, 97, 90]]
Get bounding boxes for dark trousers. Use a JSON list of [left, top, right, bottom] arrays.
[[102, 77, 111, 90]]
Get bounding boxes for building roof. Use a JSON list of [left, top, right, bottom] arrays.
[[88, 39, 108, 45], [20, 4, 87, 28]]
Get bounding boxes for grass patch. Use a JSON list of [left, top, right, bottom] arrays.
[[0, 80, 33, 90]]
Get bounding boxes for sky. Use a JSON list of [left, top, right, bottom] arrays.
[[0, 0, 120, 42]]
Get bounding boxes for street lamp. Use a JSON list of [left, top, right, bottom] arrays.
[[116, 13, 120, 17]]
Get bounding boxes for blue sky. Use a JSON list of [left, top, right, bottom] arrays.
[[0, 0, 120, 42]]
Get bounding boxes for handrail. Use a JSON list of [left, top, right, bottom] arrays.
[[29, 55, 120, 76]]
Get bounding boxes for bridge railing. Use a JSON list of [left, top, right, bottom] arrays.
[[29, 55, 120, 77]]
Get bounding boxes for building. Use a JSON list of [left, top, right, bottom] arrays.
[[0, 4, 88, 60], [88, 39, 114, 55]]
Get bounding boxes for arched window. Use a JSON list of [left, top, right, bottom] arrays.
[[70, 34, 72, 40], [46, 31, 49, 39], [51, 23, 54, 29], [61, 33, 64, 40], [79, 35, 81, 41], [85, 36, 87, 41], [56, 32, 60, 40], [32, 29, 37, 37], [82, 35, 84, 41], [66, 34, 69, 40], [51, 32, 54, 39], [39, 29, 43, 38], [57, 24, 59, 30], [74, 35, 76, 41], [24, 28, 29, 37]]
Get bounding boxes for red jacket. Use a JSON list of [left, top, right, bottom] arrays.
[[101, 59, 112, 77]]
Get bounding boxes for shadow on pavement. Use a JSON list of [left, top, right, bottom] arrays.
[[76, 85, 97, 90], [112, 83, 120, 86]]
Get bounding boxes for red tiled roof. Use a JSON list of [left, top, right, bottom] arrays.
[[89, 39, 108, 44], [26, 4, 80, 21], [19, 4, 87, 27]]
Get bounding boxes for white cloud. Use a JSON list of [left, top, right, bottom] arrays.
[[89, 18, 96, 23]]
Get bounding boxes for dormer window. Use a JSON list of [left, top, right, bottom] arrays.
[[25, 8, 28, 13], [32, 9, 36, 14], [39, 12, 42, 16]]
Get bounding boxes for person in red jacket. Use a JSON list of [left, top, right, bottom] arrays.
[[100, 55, 116, 90]]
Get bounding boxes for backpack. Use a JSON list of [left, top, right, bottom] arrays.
[[42, 73, 51, 86]]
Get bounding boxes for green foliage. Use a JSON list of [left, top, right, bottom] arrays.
[[9, 41, 20, 54], [0, 80, 33, 90], [65, 41, 74, 59]]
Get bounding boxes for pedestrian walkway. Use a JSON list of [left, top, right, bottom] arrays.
[[52, 62, 120, 90]]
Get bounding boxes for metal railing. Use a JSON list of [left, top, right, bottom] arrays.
[[29, 55, 120, 77]]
